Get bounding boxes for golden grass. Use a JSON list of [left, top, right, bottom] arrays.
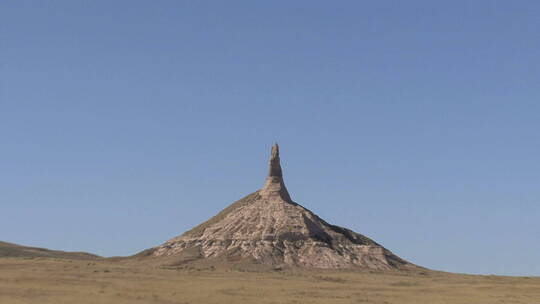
[[0, 257, 539, 304]]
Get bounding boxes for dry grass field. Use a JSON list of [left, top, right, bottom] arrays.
[[1, 257, 539, 304]]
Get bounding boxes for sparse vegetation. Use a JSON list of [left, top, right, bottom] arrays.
[[0, 257, 539, 304]]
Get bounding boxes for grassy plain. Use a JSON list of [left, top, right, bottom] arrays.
[[0, 257, 539, 304]]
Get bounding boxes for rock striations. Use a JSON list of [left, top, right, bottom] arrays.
[[149, 144, 416, 270]]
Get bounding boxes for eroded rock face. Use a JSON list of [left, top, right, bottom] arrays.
[[151, 144, 414, 270], [260, 143, 292, 202]]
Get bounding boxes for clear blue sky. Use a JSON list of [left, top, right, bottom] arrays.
[[1, 1, 539, 276]]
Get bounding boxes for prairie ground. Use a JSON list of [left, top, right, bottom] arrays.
[[0, 257, 539, 304]]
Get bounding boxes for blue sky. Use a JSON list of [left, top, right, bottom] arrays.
[[1, 1, 539, 276]]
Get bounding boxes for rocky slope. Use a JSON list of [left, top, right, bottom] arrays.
[[146, 144, 416, 270]]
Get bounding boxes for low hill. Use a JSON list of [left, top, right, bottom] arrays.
[[0, 241, 100, 260]]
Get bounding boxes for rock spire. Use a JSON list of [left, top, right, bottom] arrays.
[[260, 143, 292, 202], [145, 143, 417, 270]]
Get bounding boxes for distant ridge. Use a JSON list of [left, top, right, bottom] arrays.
[[0, 241, 100, 260], [141, 144, 418, 270]]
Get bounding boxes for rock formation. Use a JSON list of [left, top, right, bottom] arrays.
[[149, 144, 416, 269], [260, 143, 292, 203]]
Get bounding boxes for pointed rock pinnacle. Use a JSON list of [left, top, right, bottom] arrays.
[[148, 143, 416, 270], [261, 143, 292, 202], [268, 143, 283, 178]]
